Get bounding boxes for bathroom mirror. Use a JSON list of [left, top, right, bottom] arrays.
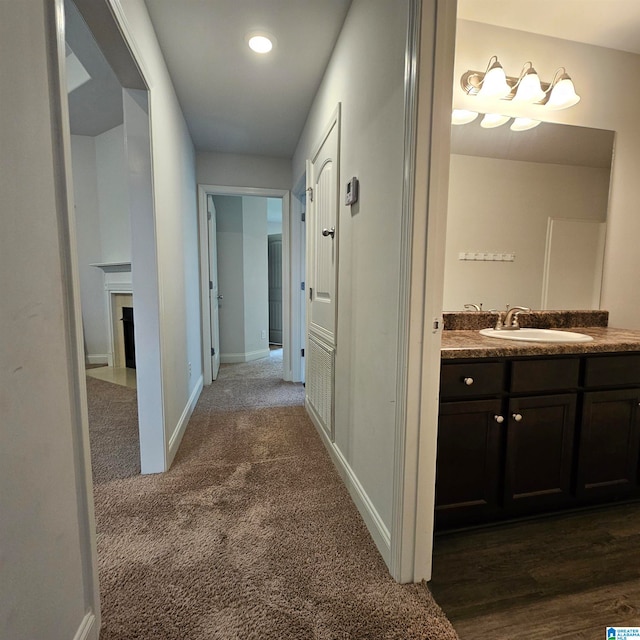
[[443, 120, 615, 312]]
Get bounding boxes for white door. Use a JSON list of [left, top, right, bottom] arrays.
[[268, 234, 283, 344], [306, 108, 339, 439], [542, 218, 607, 310], [207, 195, 221, 379]]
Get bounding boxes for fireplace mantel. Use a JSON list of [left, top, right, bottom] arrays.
[[90, 261, 132, 273]]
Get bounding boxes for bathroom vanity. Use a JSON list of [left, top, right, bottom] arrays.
[[436, 312, 640, 531]]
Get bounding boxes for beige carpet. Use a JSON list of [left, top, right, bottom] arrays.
[[88, 351, 459, 639]]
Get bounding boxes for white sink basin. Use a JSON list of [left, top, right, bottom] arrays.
[[479, 328, 594, 343]]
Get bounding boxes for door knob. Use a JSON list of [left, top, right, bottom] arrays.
[[463, 377, 474, 386], [322, 227, 336, 238], [512, 413, 523, 422], [494, 415, 504, 423]]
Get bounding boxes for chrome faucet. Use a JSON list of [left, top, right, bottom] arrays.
[[496, 305, 531, 330], [464, 303, 482, 311]]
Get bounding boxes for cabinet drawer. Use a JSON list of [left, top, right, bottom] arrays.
[[440, 362, 505, 399], [510, 358, 579, 393], [584, 354, 640, 388]]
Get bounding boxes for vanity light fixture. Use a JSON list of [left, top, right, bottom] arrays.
[[545, 67, 581, 110], [476, 55, 511, 99], [510, 117, 541, 131], [512, 62, 545, 103], [480, 113, 511, 129], [460, 56, 580, 110], [452, 109, 479, 125]]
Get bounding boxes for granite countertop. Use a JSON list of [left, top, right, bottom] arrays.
[[441, 326, 640, 360]]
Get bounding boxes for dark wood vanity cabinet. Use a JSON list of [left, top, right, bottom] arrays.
[[436, 362, 505, 528], [577, 389, 640, 499], [435, 398, 503, 527], [504, 358, 579, 512], [437, 353, 640, 530], [576, 355, 640, 501], [504, 393, 576, 510]]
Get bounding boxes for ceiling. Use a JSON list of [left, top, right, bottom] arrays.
[[143, 0, 352, 157], [457, 0, 640, 56], [65, 0, 124, 136], [66, 1, 640, 152]]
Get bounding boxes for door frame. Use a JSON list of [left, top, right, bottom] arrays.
[[205, 194, 221, 379], [390, 0, 456, 583], [197, 184, 296, 384]]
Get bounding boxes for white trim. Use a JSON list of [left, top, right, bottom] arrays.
[[220, 348, 270, 364], [104, 286, 132, 367], [198, 187, 212, 383], [197, 184, 295, 384], [109, 6, 167, 476], [73, 612, 97, 640], [390, 0, 422, 584], [86, 354, 109, 365], [167, 374, 203, 467], [106, 0, 152, 89], [406, 0, 457, 583], [306, 399, 391, 564], [51, 0, 101, 628]]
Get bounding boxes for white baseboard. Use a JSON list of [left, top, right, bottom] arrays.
[[73, 612, 97, 640], [220, 348, 270, 364], [167, 374, 203, 468], [86, 354, 109, 365], [305, 399, 392, 567]]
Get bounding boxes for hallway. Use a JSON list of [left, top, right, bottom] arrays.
[[88, 352, 457, 639]]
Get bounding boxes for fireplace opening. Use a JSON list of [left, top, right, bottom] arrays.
[[121, 306, 136, 369]]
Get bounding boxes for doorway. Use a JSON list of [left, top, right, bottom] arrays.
[[64, 0, 165, 475], [198, 185, 302, 385]]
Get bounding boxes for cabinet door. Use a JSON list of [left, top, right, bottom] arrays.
[[577, 389, 640, 500], [504, 394, 576, 511], [436, 399, 504, 528]]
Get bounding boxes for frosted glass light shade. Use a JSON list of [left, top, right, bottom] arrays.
[[510, 117, 541, 131], [513, 71, 545, 103], [481, 113, 510, 128], [546, 76, 581, 110], [478, 63, 511, 99], [451, 109, 479, 125]]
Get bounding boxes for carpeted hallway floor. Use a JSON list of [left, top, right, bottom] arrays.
[[87, 351, 459, 639]]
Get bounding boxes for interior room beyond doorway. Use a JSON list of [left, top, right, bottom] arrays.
[[212, 194, 283, 367]]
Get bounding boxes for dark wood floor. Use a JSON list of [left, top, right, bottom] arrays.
[[430, 503, 640, 639]]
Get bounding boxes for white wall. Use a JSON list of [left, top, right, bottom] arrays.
[[95, 125, 131, 262], [242, 197, 269, 356], [116, 0, 202, 466], [214, 195, 245, 357], [444, 154, 610, 310], [197, 151, 292, 190], [453, 19, 640, 328], [1, 1, 98, 637], [267, 197, 282, 235], [292, 0, 410, 561], [213, 195, 270, 362], [71, 135, 109, 361], [71, 124, 133, 363]]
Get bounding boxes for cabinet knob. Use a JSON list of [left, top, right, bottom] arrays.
[[463, 377, 474, 386], [494, 415, 504, 423], [512, 413, 523, 422]]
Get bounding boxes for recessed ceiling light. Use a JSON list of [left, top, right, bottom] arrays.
[[248, 34, 273, 54]]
